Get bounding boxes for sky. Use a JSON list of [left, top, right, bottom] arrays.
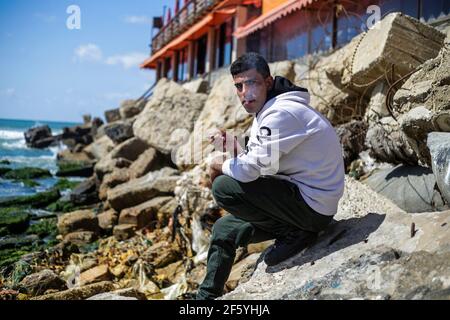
[[0, 0, 174, 122]]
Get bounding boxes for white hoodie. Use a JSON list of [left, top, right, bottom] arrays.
[[221, 89, 345, 216]]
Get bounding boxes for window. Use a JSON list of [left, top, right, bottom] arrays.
[[164, 56, 172, 79], [194, 34, 207, 76], [177, 46, 188, 81], [215, 18, 234, 69]]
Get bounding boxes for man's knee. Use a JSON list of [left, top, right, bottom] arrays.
[[211, 215, 254, 248], [211, 175, 241, 207]]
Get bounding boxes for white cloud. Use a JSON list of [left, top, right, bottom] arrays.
[[124, 15, 152, 25], [74, 44, 103, 62], [105, 52, 148, 69]]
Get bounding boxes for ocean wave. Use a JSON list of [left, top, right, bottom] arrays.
[[1, 139, 26, 149], [0, 129, 24, 140]]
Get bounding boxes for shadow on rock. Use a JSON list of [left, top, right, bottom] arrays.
[[259, 212, 386, 273]]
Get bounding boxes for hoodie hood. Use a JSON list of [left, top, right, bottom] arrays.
[[265, 76, 308, 103]]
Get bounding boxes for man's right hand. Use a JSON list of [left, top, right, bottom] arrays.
[[209, 129, 243, 157]]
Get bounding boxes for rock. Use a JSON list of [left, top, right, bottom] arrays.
[[57, 149, 93, 163], [118, 196, 172, 229], [80, 264, 111, 285], [97, 209, 119, 232], [365, 116, 419, 165], [143, 241, 181, 269], [128, 147, 168, 179], [247, 240, 274, 255], [221, 177, 450, 300], [56, 161, 94, 178], [31, 281, 115, 300], [69, 176, 99, 206], [365, 164, 445, 213], [61, 124, 94, 149], [63, 231, 97, 246], [107, 167, 179, 211], [86, 293, 138, 300], [19, 269, 66, 296], [119, 99, 146, 119], [24, 125, 58, 148], [94, 138, 149, 179], [1, 167, 51, 180], [105, 108, 121, 123], [84, 136, 114, 160], [103, 121, 134, 144], [57, 210, 99, 235], [155, 260, 184, 284], [0, 208, 30, 234], [113, 224, 137, 241], [98, 169, 130, 201], [269, 60, 296, 82], [0, 189, 61, 209], [335, 120, 368, 169], [394, 45, 450, 115], [225, 253, 260, 292], [133, 78, 207, 155], [364, 82, 390, 123], [174, 74, 248, 169], [427, 132, 450, 204], [340, 13, 445, 91], [0, 234, 40, 250], [182, 78, 209, 93]]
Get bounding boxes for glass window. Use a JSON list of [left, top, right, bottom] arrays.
[[177, 47, 188, 81], [164, 56, 172, 79], [194, 34, 207, 76], [215, 18, 234, 69]]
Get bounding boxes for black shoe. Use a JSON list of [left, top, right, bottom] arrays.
[[264, 229, 318, 266]]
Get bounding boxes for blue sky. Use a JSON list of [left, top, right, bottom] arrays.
[[0, 0, 174, 122]]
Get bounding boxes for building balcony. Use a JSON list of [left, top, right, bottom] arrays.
[[151, 0, 223, 54]]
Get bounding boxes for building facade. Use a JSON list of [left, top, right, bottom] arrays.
[[141, 0, 450, 83]]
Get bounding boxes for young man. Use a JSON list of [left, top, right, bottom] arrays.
[[196, 52, 345, 300]]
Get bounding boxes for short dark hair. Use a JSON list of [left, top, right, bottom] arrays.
[[230, 52, 271, 79]]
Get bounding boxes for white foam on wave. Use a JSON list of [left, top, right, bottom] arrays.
[[1, 139, 26, 149], [0, 129, 24, 140]]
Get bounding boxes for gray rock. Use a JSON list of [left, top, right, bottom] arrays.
[[31, 281, 115, 300], [20, 269, 66, 296], [107, 167, 179, 211], [427, 132, 450, 205], [104, 121, 134, 144], [104, 108, 121, 123], [133, 78, 207, 155], [364, 164, 445, 213], [86, 293, 138, 300]]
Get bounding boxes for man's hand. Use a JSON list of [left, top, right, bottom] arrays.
[[209, 129, 243, 157], [208, 153, 225, 188]]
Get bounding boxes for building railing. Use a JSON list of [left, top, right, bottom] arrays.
[[151, 0, 222, 53]]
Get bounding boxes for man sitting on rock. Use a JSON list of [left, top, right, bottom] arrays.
[[196, 52, 345, 300]]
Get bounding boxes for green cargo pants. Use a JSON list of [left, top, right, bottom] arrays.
[[196, 174, 334, 300]]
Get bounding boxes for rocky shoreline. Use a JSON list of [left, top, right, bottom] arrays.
[[0, 13, 449, 300]]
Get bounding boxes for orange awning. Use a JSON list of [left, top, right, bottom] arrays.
[[234, 0, 317, 39], [141, 8, 236, 69]]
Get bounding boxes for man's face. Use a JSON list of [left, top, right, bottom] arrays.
[[233, 68, 273, 114]]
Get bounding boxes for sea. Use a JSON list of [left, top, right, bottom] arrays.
[[0, 118, 82, 199]]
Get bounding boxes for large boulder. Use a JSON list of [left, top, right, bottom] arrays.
[[103, 121, 134, 144], [364, 165, 446, 213], [107, 167, 179, 211], [104, 108, 121, 123], [84, 136, 114, 160], [31, 281, 115, 300], [128, 147, 168, 179], [133, 78, 207, 155], [118, 196, 172, 229], [94, 138, 149, 179], [24, 125, 59, 149], [69, 176, 99, 206], [119, 99, 146, 119], [222, 177, 450, 300], [427, 132, 450, 205], [57, 210, 99, 235], [20, 269, 67, 296]]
